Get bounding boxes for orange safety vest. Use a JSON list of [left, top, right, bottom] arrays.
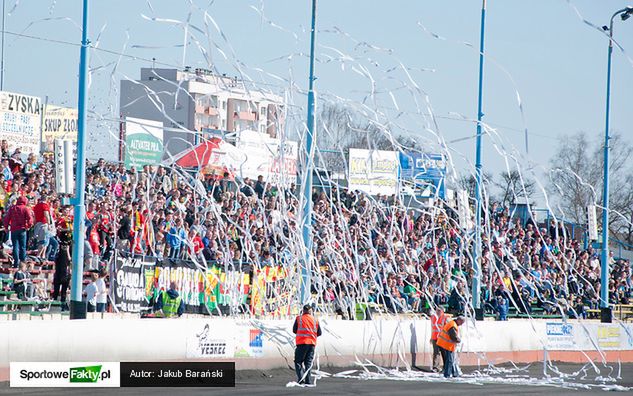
[[295, 314, 319, 346], [436, 320, 458, 352], [431, 312, 447, 341]]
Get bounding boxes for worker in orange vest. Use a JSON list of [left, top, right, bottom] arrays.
[[430, 305, 447, 372], [292, 304, 322, 386], [436, 316, 465, 378]]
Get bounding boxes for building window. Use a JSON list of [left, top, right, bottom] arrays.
[[260, 107, 267, 116]]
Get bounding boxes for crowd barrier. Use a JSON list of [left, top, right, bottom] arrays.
[[1, 317, 632, 381]]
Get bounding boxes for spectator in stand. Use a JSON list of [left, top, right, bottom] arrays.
[[1, 159, 12, 183], [33, 195, 53, 259], [13, 261, 34, 300], [4, 196, 34, 268], [0, 140, 8, 158], [84, 272, 99, 312], [95, 269, 108, 312], [254, 175, 265, 199], [167, 218, 186, 259], [52, 236, 72, 311]]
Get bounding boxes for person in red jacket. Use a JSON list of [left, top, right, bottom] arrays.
[[292, 304, 322, 386], [4, 196, 34, 268]]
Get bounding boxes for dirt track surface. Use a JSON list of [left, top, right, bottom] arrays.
[[2, 363, 632, 395]]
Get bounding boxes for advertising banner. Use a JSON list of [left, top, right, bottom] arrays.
[[544, 322, 632, 351], [41, 105, 78, 152], [112, 257, 154, 313], [399, 152, 446, 199], [185, 323, 235, 359], [236, 130, 298, 186], [249, 266, 293, 317], [124, 117, 164, 168], [112, 257, 249, 314], [0, 91, 41, 155], [348, 148, 399, 196], [545, 322, 576, 350]]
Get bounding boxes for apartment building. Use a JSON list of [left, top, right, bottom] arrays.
[[120, 67, 284, 157]]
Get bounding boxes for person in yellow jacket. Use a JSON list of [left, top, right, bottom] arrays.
[[292, 304, 322, 386], [435, 316, 465, 378], [154, 282, 185, 318]]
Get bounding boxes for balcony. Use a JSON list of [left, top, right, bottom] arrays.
[[206, 107, 219, 116], [234, 111, 257, 121]]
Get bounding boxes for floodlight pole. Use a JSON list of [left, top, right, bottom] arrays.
[[600, 6, 632, 323], [300, 0, 317, 305], [70, 0, 90, 319], [472, 0, 486, 319]]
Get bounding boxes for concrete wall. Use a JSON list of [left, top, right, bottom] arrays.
[[1, 317, 632, 381]]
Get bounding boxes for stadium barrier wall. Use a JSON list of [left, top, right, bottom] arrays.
[[1, 317, 632, 381]]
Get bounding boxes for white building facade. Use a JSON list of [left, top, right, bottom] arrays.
[[119, 68, 284, 158]]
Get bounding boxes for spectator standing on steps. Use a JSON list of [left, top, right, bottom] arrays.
[[52, 238, 72, 311], [4, 196, 34, 268]]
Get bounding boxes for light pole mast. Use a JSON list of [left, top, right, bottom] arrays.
[[300, 0, 318, 305], [70, 0, 90, 319], [472, 0, 487, 320], [600, 6, 633, 323]]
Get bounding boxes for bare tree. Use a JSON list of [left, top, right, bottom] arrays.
[[458, 171, 493, 200], [549, 131, 633, 242], [315, 103, 421, 173], [495, 169, 536, 207]]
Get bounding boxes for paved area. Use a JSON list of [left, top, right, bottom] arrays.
[[2, 363, 631, 395]]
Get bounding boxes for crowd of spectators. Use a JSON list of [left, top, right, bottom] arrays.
[[0, 141, 630, 321]]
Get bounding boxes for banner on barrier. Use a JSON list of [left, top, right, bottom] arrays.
[[186, 323, 235, 359], [112, 258, 154, 313], [112, 257, 250, 314], [544, 322, 631, 351]]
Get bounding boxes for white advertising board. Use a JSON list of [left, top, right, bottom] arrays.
[[348, 148, 399, 196], [236, 130, 297, 186], [0, 91, 41, 155]]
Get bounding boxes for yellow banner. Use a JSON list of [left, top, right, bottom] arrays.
[[41, 105, 78, 152]]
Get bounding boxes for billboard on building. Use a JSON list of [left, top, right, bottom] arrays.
[[0, 91, 41, 155], [399, 152, 446, 199], [41, 105, 78, 153], [123, 117, 164, 168], [236, 130, 297, 186], [348, 148, 399, 196]]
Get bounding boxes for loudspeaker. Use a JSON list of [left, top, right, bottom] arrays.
[[600, 307, 612, 323]]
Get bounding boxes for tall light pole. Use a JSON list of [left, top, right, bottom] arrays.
[[472, 0, 487, 320], [300, 0, 317, 305], [600, 6, 633, 324], [70, 0, 90, 319], [1, 0, 5, 90]]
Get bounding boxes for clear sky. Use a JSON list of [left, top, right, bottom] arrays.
[[2, 0, 632, 180]]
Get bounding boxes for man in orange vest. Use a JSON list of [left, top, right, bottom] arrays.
[[436, 315, 465, 378], [292, 304, 322, 386], [430, 305, 447, 372]]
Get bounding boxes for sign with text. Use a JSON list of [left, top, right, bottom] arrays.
[[124, 117, 164, 168], [0, 90, 41, 155], [41, 105, 78, 152], [10, 362, 120, 387], [348, 148, 398, 196], [236, 130, 298, 187]]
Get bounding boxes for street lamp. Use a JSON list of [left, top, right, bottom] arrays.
[[472, 0, 487, 321], [599, 6, 632, 324], [300, 0, 317, 305]]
